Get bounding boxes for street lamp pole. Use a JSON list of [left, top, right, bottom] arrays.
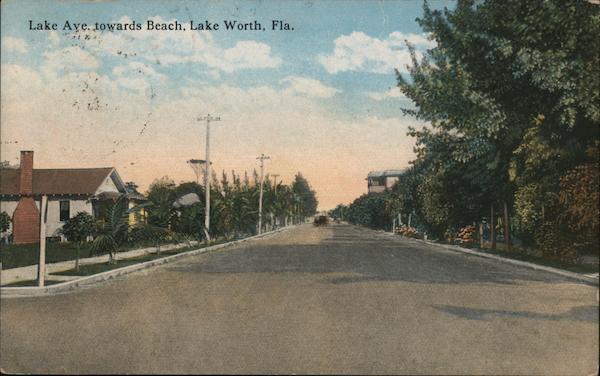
[[257, 153, 270, 234], [198, 114, 220, 242]]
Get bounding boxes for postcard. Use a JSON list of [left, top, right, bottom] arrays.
[[1, 0, 598, 374]]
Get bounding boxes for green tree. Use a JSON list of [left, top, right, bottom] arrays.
[[558, 145, 599, 257], [171, 181, 204, 238], [292, 173, 318, 218], [90, 195, 136, 264], [60, 212, 96, 271], [146, 176, 176, 229], [345, 192, 394, 230], [0, 211, 12, 243], [271, 184, 294, 227], [396, 0, 599, 258]]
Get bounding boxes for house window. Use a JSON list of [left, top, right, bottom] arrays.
[[92, 201, 99, 219], [59, 200, 70, 222]]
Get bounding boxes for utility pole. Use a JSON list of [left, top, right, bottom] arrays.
[[271, 174, 280, 229], [38, 195, 48, 287], [197, 114, 220, 242], [256, 153, 270, 234]]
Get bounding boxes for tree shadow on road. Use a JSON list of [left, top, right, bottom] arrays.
[[432, 304, 599, 322]]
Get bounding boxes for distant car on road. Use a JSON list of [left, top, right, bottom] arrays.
[[313, 215, 328, 226]]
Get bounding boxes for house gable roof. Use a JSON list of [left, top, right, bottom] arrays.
[[0, 167, 125, 196]]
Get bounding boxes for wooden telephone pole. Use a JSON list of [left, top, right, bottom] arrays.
[[256, 154, 270, 234], [197, 114, 220, 242]]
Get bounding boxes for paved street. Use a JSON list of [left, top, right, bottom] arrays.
[[1, 223, 598, 374]]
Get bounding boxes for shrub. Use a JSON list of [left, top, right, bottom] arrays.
[[457, 225, 477, 248], [396, 225, 420, 239], [0, 211, 11, 243], [535, 222, 578, 263], [444, 229, 457, 244], [60, 212, 96, 271], [0, 211, 10, 234], [61, 212, 96, 242]]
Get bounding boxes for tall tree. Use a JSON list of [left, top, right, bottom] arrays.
[[146, 176, 176, 228], [292, 173, 318, 217], [397, 0, 599, 257]]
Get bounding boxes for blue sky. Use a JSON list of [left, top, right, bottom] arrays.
[[1, 0, 455, 209]]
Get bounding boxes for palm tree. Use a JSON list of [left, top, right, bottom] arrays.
[[90, 195, 142, 264], [270, 184, 293, 228], [213, 184, 258, 238], [233, 192, 257, 236], [212, 189, 235, 239]]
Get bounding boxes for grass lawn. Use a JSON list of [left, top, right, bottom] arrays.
[[0, 242, 92, 270], [402, 235, 598, 275], [2, 279, 63, 287], [0, 240, 198, 270], [51, 247, 196, 276], [471, 246, 599, 274], [53, 237, 235, 277]]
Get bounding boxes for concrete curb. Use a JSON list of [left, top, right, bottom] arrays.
[[1, 226, 294, 298], [380, 231, 599, 286], [0, 241, 201, 286]]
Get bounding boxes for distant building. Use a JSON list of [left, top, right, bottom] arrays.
[[0, 151, 145, 244], [366, 169, 406, 193]]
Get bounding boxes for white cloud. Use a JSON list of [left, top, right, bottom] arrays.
[[112, 61, 167, 91], [48, 31, 60, 48], [2, 37, 28, 53], [280, 76, 339, 98], [366, 87, 406, 101], [1, 64, 42, 102], [222, 41, 281, 72], [2, 60, 421, 209], [318, 31, 434, 74], [388, 31, 436, 49], [73, 16, 281, 73], [1, 28, 424, 210], [42, 46, 101, 78]]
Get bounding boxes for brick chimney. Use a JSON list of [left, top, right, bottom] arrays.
[[19, 150, 34, 195], [12, 151, 41, 244]]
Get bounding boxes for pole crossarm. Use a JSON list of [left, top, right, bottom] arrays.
[[197, 114, 221, 122], [256, 154, 271, 162]]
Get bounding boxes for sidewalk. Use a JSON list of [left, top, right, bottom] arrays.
[[1, 241, 198, 286], [1, 226, 293, 297], [380, 230, 599, 286]]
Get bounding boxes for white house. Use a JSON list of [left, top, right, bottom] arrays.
[[0, 151, 144, 244]]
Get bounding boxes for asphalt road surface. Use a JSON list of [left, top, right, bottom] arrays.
[[1, 223, 598, 374]]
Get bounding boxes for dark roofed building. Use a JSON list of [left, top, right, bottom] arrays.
[[0, 167, 118, 196], [366, 169, 406, 193], [0, 151, 144, 244]]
